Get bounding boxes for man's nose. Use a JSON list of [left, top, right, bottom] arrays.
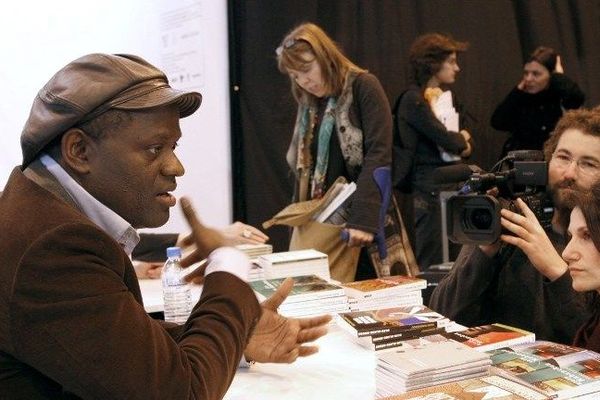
[[163, 152, 185, 177], [563, 160, 579, 179]]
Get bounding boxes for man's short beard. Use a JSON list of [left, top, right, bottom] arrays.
[[549, 179, 579, 211]]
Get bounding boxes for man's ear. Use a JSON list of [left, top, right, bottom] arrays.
[[60, 128, 93, 174]]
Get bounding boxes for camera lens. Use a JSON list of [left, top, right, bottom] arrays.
[[465, 208, 493, 230]]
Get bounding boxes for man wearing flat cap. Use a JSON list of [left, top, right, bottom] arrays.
[[0, 53, 330, 399]]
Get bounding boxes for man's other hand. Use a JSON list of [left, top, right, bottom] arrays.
[[221, 221, 269, 245], [179, 197, 226, 281], [132, 261, 163, 279], [244, 277, 332, 363]]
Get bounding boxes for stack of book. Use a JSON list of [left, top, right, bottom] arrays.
[[336, 304, 449, 351], [235, 243, 273, 281], [487, 340, 600, 399], [249, 274, 349, 318], [375, 340, 492, 397], [236, 243, 273, 260], [342, 275, 427, 311], [257, 249, 330, 281], [378, 374, 551, 399]]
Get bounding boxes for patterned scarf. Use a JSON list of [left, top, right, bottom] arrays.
[[297, 97, 337, 199]]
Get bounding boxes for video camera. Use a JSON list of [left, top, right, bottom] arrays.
[[437, 150, 554, 245]]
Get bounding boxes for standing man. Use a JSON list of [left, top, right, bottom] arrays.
[[0, 53, 330, 399], [430, 108, 600, 344]]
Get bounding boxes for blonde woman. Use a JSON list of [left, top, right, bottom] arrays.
[[276, 22, 391, 281]]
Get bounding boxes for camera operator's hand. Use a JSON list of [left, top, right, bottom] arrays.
[[499, 198, 567, 281]]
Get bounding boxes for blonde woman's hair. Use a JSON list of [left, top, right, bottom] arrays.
[[276, 22, 365, 104]]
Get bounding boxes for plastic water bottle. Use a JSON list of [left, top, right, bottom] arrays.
[[162, 246, 192, 324]]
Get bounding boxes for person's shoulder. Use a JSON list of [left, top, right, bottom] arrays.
[[355, 71, 378, 82], [352, 71, 383, 91], [396, 85, 423, 108], [550, 72, 576, 85], [402, 85, 422, 99]]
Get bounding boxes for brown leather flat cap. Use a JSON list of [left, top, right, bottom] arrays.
[[20, 53, 202, 167]]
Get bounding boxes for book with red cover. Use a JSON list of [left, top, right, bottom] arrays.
[[342, 275, 426, 300], [443, 323, 536, 352]]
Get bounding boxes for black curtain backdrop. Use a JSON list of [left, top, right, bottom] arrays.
[[229, 0, 600, 252]]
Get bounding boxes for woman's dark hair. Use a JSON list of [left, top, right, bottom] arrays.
[[527, 46, 557, 72], [408, 33, 468, 87], [572, 181, 600, 253], [569, 181, 600, 306]]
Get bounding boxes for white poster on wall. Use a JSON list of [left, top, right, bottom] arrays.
[[0, 0, 232, 234]]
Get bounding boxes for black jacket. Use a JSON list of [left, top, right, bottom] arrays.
[[491, 73, 585, 155]]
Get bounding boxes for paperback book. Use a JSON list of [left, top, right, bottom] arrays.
[[337, 304, 449, 338], [257, 249, 330, 280], [378, 374, 551, 400], [488, 341, 600, 399], [313, 181, 356, 224], [376, 340, 492, 393], [342, 275, 427, 300], [348, 292, 424, 312], [443, 323, 536, 352], [250, 275, 345, 304], [362, 327, 447, 352]]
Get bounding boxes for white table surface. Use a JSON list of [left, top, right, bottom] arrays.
[[139, 279, 377, 399], [224, 324, 376, 400]]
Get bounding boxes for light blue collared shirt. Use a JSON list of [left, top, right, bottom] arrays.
[[39, 154, 140, 255]]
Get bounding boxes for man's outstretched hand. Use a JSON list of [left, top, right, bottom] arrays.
[[244, 278, 332, 363], [179, 197, 226, 281]]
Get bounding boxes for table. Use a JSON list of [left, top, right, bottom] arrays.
[[138, 279, 377, 399], [224, 325, 376, 400]]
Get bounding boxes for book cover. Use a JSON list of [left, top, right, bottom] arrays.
[[313, 181, 356, 223], [337, 305, 448, 337], [348, 293, 424, 312], [342, 275, 427, 299], [250, 275, 344, 304], [443, 323, 536, 352], [488, 341, 600, 399], [366, 328, 447, 352], [377, 340, 491, 377], [257, 249, 327, 266], [379, 374, 550, 400]]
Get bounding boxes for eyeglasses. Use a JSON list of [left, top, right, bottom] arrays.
[[275, 38, 301, 56], [551, 152, 600, 177]]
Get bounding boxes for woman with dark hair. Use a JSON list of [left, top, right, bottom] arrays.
[[492, 46, 585, 158], [394, 33, 473, 270], [276, 22, 392, 282], [562, 181, 600, 352]]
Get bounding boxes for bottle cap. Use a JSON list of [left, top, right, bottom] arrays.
[[166, 246, 182, 259]]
